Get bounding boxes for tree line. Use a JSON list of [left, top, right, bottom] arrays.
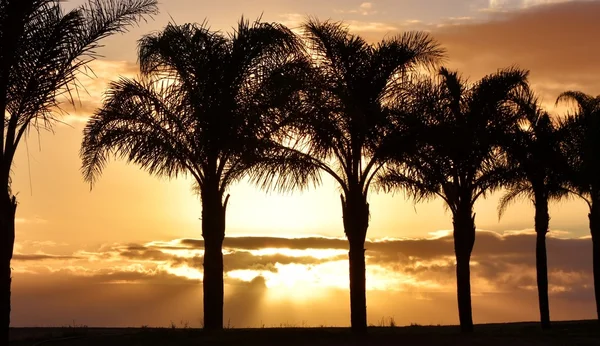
[[1, 0, 599, 341]]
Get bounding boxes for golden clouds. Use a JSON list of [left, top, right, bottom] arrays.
[[434, 1, 600, 110], [10, 231, 596, 327]]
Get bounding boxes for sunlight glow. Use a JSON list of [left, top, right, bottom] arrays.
[[427, 230, 452, 239], [224, 259, 447, 299], [164, 265, 203, 280], [160, 248, 204, 258]]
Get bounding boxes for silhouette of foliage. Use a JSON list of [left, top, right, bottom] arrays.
[[498, 88, 570, 329], [499, 89, 570, 219], [380, 66, 530, 332], [252, 18, 445, 333], [0, 0, 157, 341], [80, 18, 313, 330], [556, 91, 600, 321]]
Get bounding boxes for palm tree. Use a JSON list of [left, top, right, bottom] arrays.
[[380, 67, 529, 332], [498, 90, 569, 329], [556, 91, 600, 321], [80, 19, 314, 331], [251, 19, 445, 333], [0, 0, 157, 340]]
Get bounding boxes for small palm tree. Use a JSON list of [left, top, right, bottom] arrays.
[[498, 90, 569, 329], [80, 19, 313, 331], [251, 19, 444, 333], [380, 67, 529, 332], [0, 0, 157, 340], [556, 91, 600, 321]]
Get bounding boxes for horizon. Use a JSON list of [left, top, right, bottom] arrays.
[[9, 0, 600, 328]]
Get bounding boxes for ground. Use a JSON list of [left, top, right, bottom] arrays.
[[9, 320, 600, 345]]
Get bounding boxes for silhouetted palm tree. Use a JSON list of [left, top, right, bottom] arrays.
[[251, 19, 444, 333], [380, 67, 529, 332], [0, 0, 157, 340], [557, 91, 600, 321], [498, 90, 569, 329], [80, 19, 313, 331]]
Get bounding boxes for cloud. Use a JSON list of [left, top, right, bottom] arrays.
[[345, 20, 398, 33], [483, 0, 576, 12], [278, 13, 305, 31], [15, 217, 48, 224], [9, 230, 596, 326], [336, 2, 378, 16], [16, 231, 592, 295], [288, 1, 599, 113], [433, 1, 600, 109], [278, 12, 398, 35], [57, 60, 138, 123], [180, 236, 348, 251], [13, 254, 82, 261]]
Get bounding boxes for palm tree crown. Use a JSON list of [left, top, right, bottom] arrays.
[[557, 91, 600, 206], [280, 19, 445, 206], [499, 90, 569, 217], [82, 19, 308, 191], [383, 67, 529, 210], [3, 0, 158, 188]]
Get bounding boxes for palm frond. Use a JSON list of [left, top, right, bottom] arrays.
[[497, 182, 533, 220], [245, 144, 323, 193], [80, 77, 196, 186], [1, 0, 157, 184], [377, 166, 446, 205], [556, 90, 595, 111], [555, 91, 600, 208]]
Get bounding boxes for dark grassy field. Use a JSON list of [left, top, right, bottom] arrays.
[[9, 320, 600, 345]]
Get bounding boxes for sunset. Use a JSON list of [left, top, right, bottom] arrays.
[[3, 0, 600, 345]]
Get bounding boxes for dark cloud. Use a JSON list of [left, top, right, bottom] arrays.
[[119, 248, 175, 262], [12, 254, 82, 261], [223, 251, 345, 272], [117, 245, 346, 273]]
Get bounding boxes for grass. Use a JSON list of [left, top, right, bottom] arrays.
[[8, 320, 600, 345]]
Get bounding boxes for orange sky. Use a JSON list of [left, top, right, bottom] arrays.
[[10, 0, 600, 328]]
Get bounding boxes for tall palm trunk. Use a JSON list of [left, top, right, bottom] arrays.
[[0, 4, 28, 341], [0, 191, 16, 342], [534, 194, 551, 329], [201, 187, 229, 331], [341, 192, 369, 333], [452, 202, 475, 333], [589, 201, 600, 321]]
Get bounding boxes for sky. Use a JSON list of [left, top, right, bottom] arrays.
[[10, 0, 600, 328]]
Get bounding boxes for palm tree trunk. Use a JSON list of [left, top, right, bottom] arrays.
[[341, 193, 369, 334], [0, 193, 16, 343], [534, 196, 551, 329], [201, 191, 229, 331], [589, 201, 600, 321], [452, 204, 475, 333], [348, 238, 367, 332]]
